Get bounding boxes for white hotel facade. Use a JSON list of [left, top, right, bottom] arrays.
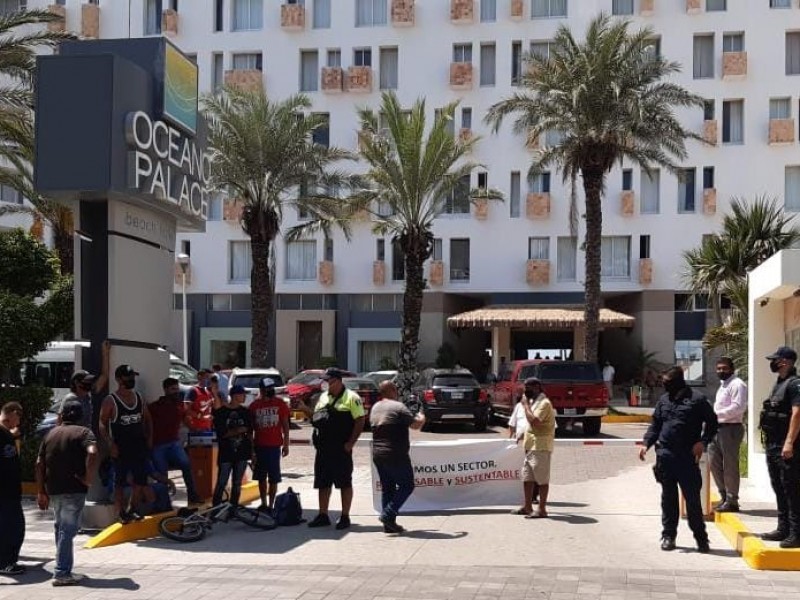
[[15, 0, 800, 381]]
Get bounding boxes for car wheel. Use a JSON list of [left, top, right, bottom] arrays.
[[582, 417, 602, 436]]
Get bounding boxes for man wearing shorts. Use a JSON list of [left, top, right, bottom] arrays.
[[249, 378, 290, 512], [520, 377, 555, 519], [99, 365, 152, 523]]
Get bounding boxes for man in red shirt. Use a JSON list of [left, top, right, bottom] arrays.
[[249, 378, 290, 512], [185, 369, 217, 432], [149, 378, 201, 504]]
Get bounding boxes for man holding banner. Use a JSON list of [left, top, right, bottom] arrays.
[[518, 378, 556, 519]]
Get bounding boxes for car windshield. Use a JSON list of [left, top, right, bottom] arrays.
[[288, 372, 322, 385], [366, 372, 395, 384], [234, 374, 285, 389], [518, 363, 601, 382], [170, 362, 198, 385], [432, 374, 478, 387], [343, 379, 377, 391]]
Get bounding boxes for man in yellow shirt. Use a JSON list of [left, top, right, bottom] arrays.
[[521, 377, 556, 519]]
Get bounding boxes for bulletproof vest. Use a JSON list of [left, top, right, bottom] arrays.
[[760, 376, 799, 444]]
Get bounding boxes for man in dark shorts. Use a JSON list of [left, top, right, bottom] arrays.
[[0, 402, 25, 577], [36, 400, 98, 586], [370, 381, 425, 534], [249, 378, 290, 512], [99, 365, 153, 523], [297, 367, 365, 530]]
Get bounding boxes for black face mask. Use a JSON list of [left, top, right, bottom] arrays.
[[664, 379, 684, 397], [716, 371, 732, 381], [770, 360, 782, 373], [166, 392, 181, 402], [122, 378, 136, 390]]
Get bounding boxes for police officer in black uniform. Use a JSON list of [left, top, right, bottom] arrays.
[[639, 366, 718, 553], [759, 346, 800, 548]]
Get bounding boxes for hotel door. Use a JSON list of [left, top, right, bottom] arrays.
[[297, 321, 323, 370]]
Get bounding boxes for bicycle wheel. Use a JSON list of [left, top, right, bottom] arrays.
[[159, 516, 207, 542], [235, 506, 277, 530]]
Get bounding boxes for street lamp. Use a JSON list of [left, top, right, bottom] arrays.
[[176, 252, 191, 362]]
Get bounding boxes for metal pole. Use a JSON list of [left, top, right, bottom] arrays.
[[181, 270, 188, 362]]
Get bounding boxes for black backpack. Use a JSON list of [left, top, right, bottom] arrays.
[[273, 487, 304, 526]]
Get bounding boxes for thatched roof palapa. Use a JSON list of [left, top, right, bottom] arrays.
[[447, 307, 636, 330]]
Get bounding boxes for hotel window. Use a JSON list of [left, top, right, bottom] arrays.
[[0, 184, 21, 205], [693, 35, 714, 79], [450, 239, 470, 282], [771, 98, 791, 120], [706, 0, 726, 11], [531, 0, 567, 19], [771, 0, 791, 7], [355, 0, 387, 27], [313, 0, 331, 28], [640, 169, 660, 214], [511, 41, 522, 85], [600, 236, 631, 279], [215, 0, 224, 31], [453, 43, 472, 64], [286, 240, 317, 280], [639, 235, 651, 260], [703, 166, 714, 190], [311, 113, 330, 147], [432, 238, 443, 261], [528, 237, 549, 260], [675, 340, 704, 384], [212, 53, 224, 92], [376, 239, 385, 261], [144, 0, 162, 35], [556, 237, 577, 282], [644, 37, 661, 61], [208, 194, 223, 221], [510, 172, 521, 218], [480, 0, 496, 22], [789, 33, 800, 75], [324, 238, 334, 262], [354, 48, 372, 67], [327, 49, 341, 68], [232, 53, 262, 71], [678, 168, 697, 214], [622, 169, 632, 192], [443, 175, 471, 214], [300, 50, 319, 92], [528, 172, 551, 194], [391, 239, 405, 280], [703, 99, 715, 121], [480, 43, 496, 87], [722, 100, 744, 144], [462, 107, 473, 130], [232, 0, 263, 31], [786, 166, 800, 211], [229, 241, 252, 283], [611, 0, 633, 15], [722, 33, 744, 53], [379, 47, 398, 90], [530, 41, 552, 61]]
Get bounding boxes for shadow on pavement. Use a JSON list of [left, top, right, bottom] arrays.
[[400, 530, 468, 540], [83, 577, 140, 590], [738, 508, 776, 518], [544, 514, 598, 525]]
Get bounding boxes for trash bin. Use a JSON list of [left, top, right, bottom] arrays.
[[680, 451, 713, 520], [628, 385, 642, 407], [187, 431, 217, 502]]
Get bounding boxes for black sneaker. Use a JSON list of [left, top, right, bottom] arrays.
[[715, 501, 740, 513], [308, 513, 331, 528], [762, 529, 789, 542], [383, 521, 404, 535], [780, 535, 800, 549], [118, 511, 132, 525], [335, 515, 351, 530], [0, 564, 26, 576], [660, 537, 676, 551], [129, 510, 144, 521], [697, 539, 710, 553]]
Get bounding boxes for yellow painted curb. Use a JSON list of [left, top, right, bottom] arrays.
[[602, 415, 652, 423], [21, 482, 38, 496], [714, 508, 800, 570], [84, 481, 262, 549]]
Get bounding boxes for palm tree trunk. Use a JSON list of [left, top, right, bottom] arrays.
[[53, 225, 73, 276], [582, 168, 604, 363], [397, 235, 427, 397], [250, 233, 274, 368]]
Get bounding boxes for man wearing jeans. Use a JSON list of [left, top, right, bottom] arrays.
[[369, 381, 425, 535], [36, 400, 98, 586], [149, 378, 201, 504]]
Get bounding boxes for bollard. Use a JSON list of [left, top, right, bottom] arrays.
[[680, 451, 712, 520]]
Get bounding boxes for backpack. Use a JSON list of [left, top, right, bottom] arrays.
[[273, 487, 304, 526]]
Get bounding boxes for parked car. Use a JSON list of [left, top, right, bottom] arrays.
[[362, 370, 398, 386], [411, 368, 489, 432], [284, 369, 356, 408], [486, 360, 608, 436], [341, 377, 379, 426], [228, 367, 287, 407]]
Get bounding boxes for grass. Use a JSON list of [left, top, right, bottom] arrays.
[[739, 439, 748, 478]]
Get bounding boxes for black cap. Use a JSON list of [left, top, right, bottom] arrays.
[[229, 384, 246, 396], [70, 370, 96, 385], [114, 364, 139, 378], [60, 400, 84, 423], [322, 367, 347, 381], [524, 377, 542, 386], [767, 346, 798, 362]]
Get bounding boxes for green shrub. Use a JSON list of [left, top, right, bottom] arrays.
[[0, 385, 52, 480]]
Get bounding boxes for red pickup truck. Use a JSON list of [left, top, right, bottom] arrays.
[[487, 360, 609, 436]]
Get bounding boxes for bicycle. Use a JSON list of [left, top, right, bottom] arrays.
[[159, 501, 276, 542]]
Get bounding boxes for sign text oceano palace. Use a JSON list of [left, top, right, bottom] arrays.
[[125, 110, 212, 221]]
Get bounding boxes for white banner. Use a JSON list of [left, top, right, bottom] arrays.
[[371, 439, 525, 512]]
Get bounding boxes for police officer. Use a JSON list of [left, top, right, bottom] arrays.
[[639, 366, 718, 553], [759, 346, 800, 548]]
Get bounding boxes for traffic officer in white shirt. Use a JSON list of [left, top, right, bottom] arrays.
[[709, 356, 748, 512]]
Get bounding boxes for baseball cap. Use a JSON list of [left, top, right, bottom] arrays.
[[524, 377, 542, 386], [766, 346, 798, 361], [321, 367, 347, 381], [229, 384, 246, 396], [114, 364, 139, 378], [259, 377, 276, 389], [60, 400, 84, 423], [197, 368, 211, 376], [70, 370, 96, 385]]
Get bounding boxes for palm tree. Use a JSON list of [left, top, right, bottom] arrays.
[[683, 196, 800, 376], [486, 14, 703, 363], [204, 87, 356, 368], [293, 92, 500, 394]]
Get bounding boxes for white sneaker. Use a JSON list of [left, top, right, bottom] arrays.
[[52, 573, 85, 586]]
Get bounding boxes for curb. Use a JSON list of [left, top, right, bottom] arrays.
[[602, 415, 652, 423], [714, 510, 800, 570]]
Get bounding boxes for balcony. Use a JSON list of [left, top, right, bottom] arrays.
[[702, 119, 718, 145], [639, 259, 653, 285], [223, 199, 244, 222], [526, 260, 550, 287], [640, 0, 654, 15], [769, 118, 796, 145], [162, 8, 178, 36], [318, 261, 334, 286], [722, 51, 747, 80], [450, 0, 474, 23], [81, 2, 99, 39], [321, 67, 344, 93], [224, 69, 263, 92], [373, 261, 386, 286], [511, 0, 524, 20], [526, 193, 550, 219], [281, 3, 305, 30], [458, 127, 474, 143], [473, 198, 488, 220], [686, 0, 701, 14], [174, 262, 192, 286], [620, 190, 635, 217], [526, 133, 540, 151], [391, 0, 414, 26], [47, 4, 66, 33], [429, 260, 444, 287], [703, 188, 717, 215], [347, 66, 372, 93], [449, 62, 473, 90]]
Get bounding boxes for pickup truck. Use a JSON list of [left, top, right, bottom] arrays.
[[486, 360, 609, 436]]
